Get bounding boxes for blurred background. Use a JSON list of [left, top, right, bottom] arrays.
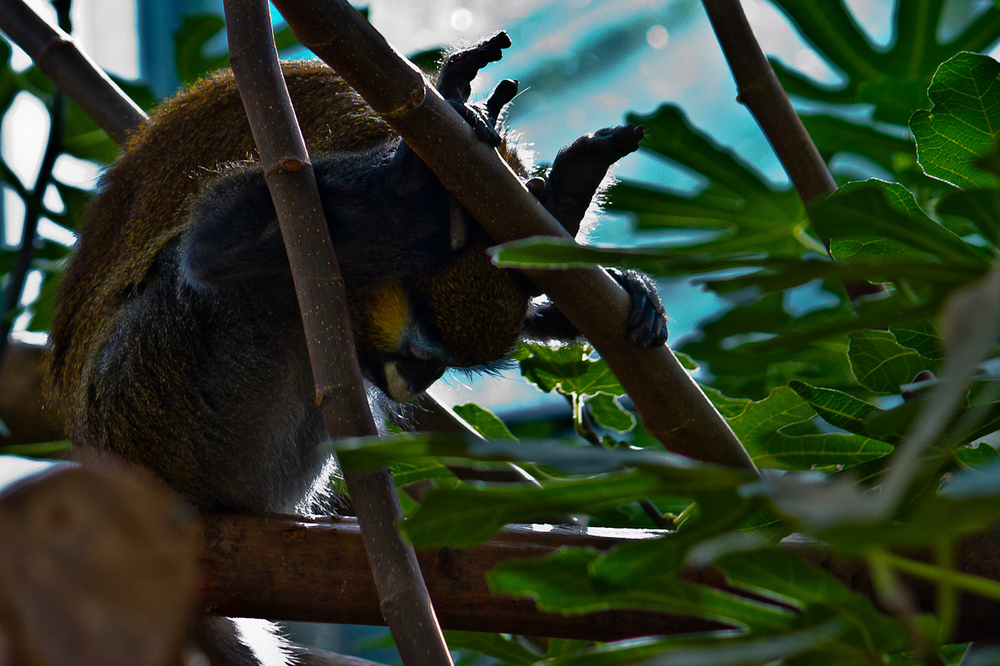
[[2, 0, 997, 660]]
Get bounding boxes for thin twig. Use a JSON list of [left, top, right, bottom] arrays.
[[700, 0, 883, 302], [221, 1, 452, 664], [0, 0, 145, 143], [701, 0, 835, 205]]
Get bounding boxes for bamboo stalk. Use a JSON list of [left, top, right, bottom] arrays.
[[221, 1, 452, 663]]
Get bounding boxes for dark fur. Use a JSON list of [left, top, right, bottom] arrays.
[[47, 34, 663, 664]]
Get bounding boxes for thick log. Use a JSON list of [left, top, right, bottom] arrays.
[[0, 462, 199, 666]]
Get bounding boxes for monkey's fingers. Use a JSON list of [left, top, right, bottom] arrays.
[[558, 124, 645, 170], [448, 100, 502, 146], [485, 79, 519, 125], [436, 32, 512, 103], [592, 124, 645, 160]]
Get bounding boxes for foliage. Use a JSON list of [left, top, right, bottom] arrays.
[[333, 5, 1000, 664], [7, 1, 1000, 664]]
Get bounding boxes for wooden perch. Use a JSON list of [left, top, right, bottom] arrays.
[[200, 514, 724, 640], [199, 513, 1000, 644]]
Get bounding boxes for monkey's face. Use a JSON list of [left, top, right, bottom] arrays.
[[356, 281, 449, 402], [355, 237, 531, 403]]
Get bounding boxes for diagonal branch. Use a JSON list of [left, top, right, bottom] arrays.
[[700, 0, 884, 302], [270, 0, 757, 473], [0, 0, 145, 143]]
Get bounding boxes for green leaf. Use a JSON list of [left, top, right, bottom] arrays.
[[789, 381, 882, 437], [519, 342, 624, 397], [955, 441, 1000, 467], [452, 403, 516, 440], [680, 292, 856, 400], [330, 435, 753, 547], [938, 187, 1000, 243], [848, 330, 936, 395], [809, 180, 987, 268], [174, 15, 230, 84], [331, 433, 748, 480], [590, 490, 756, 584], [769, 1, 882, 81], [540, 621, 844, 666], [890, 320, 943, 360], [610, 106, 808, 258], [716, 549, 908, 653], [728, 387, 892, 469], [583, 393, 635, 433], [62, 101, 121, 163], [816, 458, 1000, 549], [487, 548, 796, 631], [402, 472, 672, 547], [911, 52, 1000, 190], [390, 459, 456, 488], [443, 632, 539, 665]]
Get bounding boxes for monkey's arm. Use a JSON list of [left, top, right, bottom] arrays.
[[524, 267, 667, 348]]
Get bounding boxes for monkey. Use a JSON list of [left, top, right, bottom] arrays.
[[45, 32, 666, 664], [48, 31, 665, 513]]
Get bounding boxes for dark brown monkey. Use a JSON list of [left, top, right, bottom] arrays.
[[47, 33, 665, 663]]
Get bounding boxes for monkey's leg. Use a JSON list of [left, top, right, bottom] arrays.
[[524, 125, 666, 347], [532, 124, 645, 236]]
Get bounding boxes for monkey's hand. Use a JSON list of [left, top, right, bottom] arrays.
[[434, 32, 521, 147], [524, 267, 667, 348], [436, 32, 511, 103], [528, 124, 645, 236], [609, 267, 668, 348]]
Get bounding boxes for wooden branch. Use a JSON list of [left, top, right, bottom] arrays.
[[200, 514, 723, 640], [200, 513, 1000, 644], [700, 0, 835, 206], [699, 0, 885, 302], [0, 0, 145, 143], [220, 2, 451, 664], [270, 0, 757, 474]]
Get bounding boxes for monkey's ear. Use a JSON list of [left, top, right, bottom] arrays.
[[180, 167, 290, 287], [388, 142, 470, 251]]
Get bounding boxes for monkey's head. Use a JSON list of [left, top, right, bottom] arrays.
[[354, 228, 531, 403]]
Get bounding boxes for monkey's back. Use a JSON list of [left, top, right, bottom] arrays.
[[49, 61, 395, 444]]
